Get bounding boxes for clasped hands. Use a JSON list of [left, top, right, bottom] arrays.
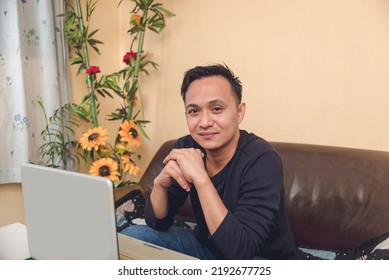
[[155, 148, 207, 192]]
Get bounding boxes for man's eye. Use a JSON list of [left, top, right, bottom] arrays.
[[212, 106, 223, 112], [187, 109, 199, 115]]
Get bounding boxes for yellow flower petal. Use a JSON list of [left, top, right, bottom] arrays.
[[121, 155, 142, 176], [80, 127, 110, 151], [89, 157, 120, 182], [118, 120, 142, 148]]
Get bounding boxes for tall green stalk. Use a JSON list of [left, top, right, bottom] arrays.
[[127, 8, 148, 121], [76, 0, 99, 127]]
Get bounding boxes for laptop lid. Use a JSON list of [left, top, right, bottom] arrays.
[[20, 163, 119, 260]]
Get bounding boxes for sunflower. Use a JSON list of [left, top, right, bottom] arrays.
[[79, 127, 109, 151], [122, 155, 142, 176], [98, 144, 111, 156], [115, 142, 131, 155], [118, 120, 141, 148], [89, 157, 120, 181]]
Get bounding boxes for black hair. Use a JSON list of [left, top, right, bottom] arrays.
[[180, 64, 242, 103]]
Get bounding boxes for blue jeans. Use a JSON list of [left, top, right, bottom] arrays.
[[120, 225, 218, 259]]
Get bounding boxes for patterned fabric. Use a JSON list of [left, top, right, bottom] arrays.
[[335, 232, 389, 260], [0, 0, 70, 183], [115, 189, 196, 233], [115, 190, 146, 232]]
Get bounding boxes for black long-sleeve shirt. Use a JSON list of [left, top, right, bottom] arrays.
[[145, 130, 297, 259]]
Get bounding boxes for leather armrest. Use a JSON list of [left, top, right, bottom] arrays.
[[114, 184, 148, 203]]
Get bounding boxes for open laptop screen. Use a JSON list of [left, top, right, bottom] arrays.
[[20, 164, 119, 260]]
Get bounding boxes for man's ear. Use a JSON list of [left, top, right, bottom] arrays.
[[237, 102, 246, 124]]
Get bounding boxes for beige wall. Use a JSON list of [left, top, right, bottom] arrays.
[[0, 184, 24, 227], [72, 0, 389, 175]]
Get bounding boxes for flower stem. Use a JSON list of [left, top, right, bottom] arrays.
[[76, 0, 99, 127], [127, 8, 148, 121]]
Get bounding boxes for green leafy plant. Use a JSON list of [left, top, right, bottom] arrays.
[[37, 0, 174, 187], [35, 101, 83, 168]]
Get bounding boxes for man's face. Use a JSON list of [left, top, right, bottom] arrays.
[[184, 76, 245, 153]]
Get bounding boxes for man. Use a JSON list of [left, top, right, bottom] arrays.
[[122, 64, 297, 259]]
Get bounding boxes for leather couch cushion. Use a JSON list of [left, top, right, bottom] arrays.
[[273, 142, 389, 249]]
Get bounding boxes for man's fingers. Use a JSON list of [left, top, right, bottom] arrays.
[[164, 160, 191, 191], [163, 148, 203, 164]]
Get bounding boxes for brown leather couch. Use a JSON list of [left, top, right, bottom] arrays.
[[117, 139, 389, 252]]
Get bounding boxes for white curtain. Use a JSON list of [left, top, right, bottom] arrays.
[[0, 0, 70, 184]]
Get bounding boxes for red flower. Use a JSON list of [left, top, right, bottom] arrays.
[[86, 66, 101, 74], [123, 51, 137, 65]]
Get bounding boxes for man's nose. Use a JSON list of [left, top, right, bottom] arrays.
[[200, 111, 213, 127]]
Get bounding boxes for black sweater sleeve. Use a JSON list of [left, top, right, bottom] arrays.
[[144, 137, 192, 230], [210, 151, 286, 259], [144, 183, 189, 230]]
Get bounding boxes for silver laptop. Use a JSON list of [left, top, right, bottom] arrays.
[[20, 163, 196, 260]]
